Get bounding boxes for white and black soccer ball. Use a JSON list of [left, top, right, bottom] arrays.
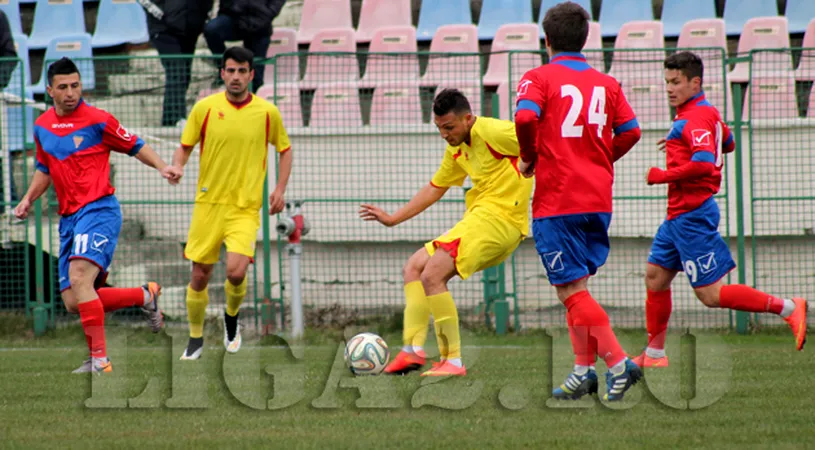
[[344, 332, 390, 375]]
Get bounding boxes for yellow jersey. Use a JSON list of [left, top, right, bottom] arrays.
[[431, 117, 533, 234], [181, 92, 291, 210]]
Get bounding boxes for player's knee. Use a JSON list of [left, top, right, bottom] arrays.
[[402, 260, 422, 283], [226, 270, 246, 286], [68, 269, 94, 291], [190, 265, 213, 290]]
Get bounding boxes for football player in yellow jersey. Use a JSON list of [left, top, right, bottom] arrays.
[[168, 47, 293, 360], [359, 89, 533, 376]]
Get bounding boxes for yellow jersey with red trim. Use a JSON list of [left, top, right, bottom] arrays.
[[181, 92, 291, 210], [431, 117, 533, 234]]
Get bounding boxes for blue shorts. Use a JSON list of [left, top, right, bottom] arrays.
[[648, 197, 735, 288], [58, 195, 122, 292], [532, 213, 612, 286]]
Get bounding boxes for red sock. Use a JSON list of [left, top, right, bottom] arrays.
[[567, 311, 596, 366], [719, 285, 785, 314], [564, 291, 626, 368], [97, 287, 145, 312], [646, 289, 672, 350], [78, 299, 106, 359]]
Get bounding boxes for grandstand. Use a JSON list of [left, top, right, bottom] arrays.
[[0, 0, 814, 337]]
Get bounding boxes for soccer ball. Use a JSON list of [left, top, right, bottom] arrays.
[[344, 332, 390, 375]]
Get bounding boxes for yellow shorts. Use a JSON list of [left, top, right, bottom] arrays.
[[184, 202, 260, 264], [424, 208, 524, 280]]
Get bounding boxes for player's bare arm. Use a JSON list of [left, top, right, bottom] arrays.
[[269, 149, 292, 215], [14, 171, 52, 219], [135, 143, 182, 183], [169, 144, 195, 184], [359, 183, 448, 227]]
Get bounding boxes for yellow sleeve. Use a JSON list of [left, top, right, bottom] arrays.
[[480, 118, 520, 157], [180, 100, 207, 147], [268, 105, 291, 153], [430, 147, 467, 188]]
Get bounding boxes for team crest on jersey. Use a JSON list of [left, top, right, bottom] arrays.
[[218, 111, 225, 119], [691, 129, 711, 147], [116, 124, 132, 140], [517, 79, 532, 97], [73, 136, 84, 148]]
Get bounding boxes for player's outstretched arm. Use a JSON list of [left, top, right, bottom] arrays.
[[359, 183, 448, 227], [269, 149, 293, 215], [135, 143, 182, 184], [14, 170, 51, 219]]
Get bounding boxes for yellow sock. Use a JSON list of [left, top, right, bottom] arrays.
[[186, 285, 209, 338], [225, 278, 247, 317], [427, 291, 461, 360], [403, 281, 430, 349]]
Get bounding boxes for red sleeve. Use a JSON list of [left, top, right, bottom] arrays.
[[514, 73, 546, 163], [647, 162, 715, 184], [102, 114, 145, 156], [610, 83, 640, 162]]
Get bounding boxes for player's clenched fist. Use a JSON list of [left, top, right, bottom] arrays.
[[268, 189, 285, 215], [359, 204, 395, 227], [13, 198, 31, 219], [161, 165, 183, 184], [518, 159, 535, 178]]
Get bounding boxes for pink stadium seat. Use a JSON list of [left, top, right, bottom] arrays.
[[197, 87, 225, 101], [309, 86, 363, 127], [607, 21, 665, 82], [702, 79, 733, 121], [742, 77, 799, 121], [433, 83, 483, 117], [264, 28, 299, 86], [794, 18, 815, 82], [620, 80, 672, 123], [257, 85, 304, 128], [482, 23, 541, 87], [298, 0, 353, 44], [420, 24, 480, 87], [677, 19, 727, 81], [360, 26, 420, 88], [583, 22, 604, 72], [369, 85, 424, 125], [495, 82, 514, 120], [300, 28, 359, 89], [729, 17, 793, 83], [356, 0, 412, 43]]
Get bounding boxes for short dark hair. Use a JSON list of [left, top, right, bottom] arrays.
[[433, 88, 472, 116], [47, 57, 80, 86], [222, 46, 255, 70], [664, 51, 704, 84], [542, 2, 590, 53]]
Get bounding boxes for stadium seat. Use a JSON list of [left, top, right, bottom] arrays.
[[256, 85, 304, 128], [360, 26, 420, 88], [676, 19, 727, 80], [583, 21, 604, 72], [30, 34, 95, 94], [598, 0, 654, 38], [5, 34, 31, 93], [619, 80, 672, 123], [264, 28, 300, 87], [786, 0, 815, 34], [297, 0, 353, 45], [434, 83, 483, 116], [702, 79, 734, 121], [607, 21, 665, 82], [538, 0, 592, 38], [356, 0, 412, 43], [477, 0, 534, 41], [416, 0, 472, 42], [28, 0, 86, 49], [91, 0, 150, 48], [420, 24, 480, 87], [309, 86, 363, 127], [0, 0, 23, 34], [660, 0, 716, 38], [742, 77, 799, 121], [794, 18, 815, 81], [369, 85, 424, 126], [723, 0, 780, 36], [729, 17, 793, 83], [299, 27, 359, 90], [495, 81, 514, 120], [4, 90, 35, 151], [482, 23, 541, 87]]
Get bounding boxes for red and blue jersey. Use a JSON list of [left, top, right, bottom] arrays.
[[657, 92, 735, 219], [514, 52, 641, 219], [34, 99, 144, 216]]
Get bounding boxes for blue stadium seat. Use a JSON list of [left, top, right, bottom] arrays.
[[28, 0, 86, 49], [91, 0, 150, 47], [723, 0, 779, 36], [660, 0, 716, 37], [599, 0, 654, 38], [477, 0, 533, 41], [785, 0, 815, 34], [416, 0, 472, 42], [538, 0, 592, 38], [0, 0, 23, 35], [30, 34, 95, 94]]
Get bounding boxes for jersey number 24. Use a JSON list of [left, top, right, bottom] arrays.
[[560, 85, 607, 139]]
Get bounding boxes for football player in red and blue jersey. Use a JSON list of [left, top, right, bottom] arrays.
[[13, 58, 182, 374], [514, 2, 643, 401], [634, 52, 808, 368]]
